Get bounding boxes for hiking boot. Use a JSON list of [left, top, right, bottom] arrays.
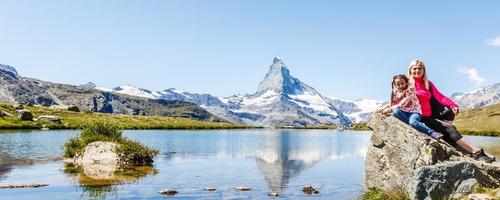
[[472, 149, 495, 163], [430, 131, 444, 140]]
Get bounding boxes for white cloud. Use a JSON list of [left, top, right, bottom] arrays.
[[486, 35, 500, 46], [457, 67, 486, 86]]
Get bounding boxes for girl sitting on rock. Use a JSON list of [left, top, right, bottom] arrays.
[[378, 74, 444, 140]]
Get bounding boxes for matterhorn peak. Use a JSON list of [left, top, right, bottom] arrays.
[[273, 56, 284, 65], [255, 57, 314, 96]]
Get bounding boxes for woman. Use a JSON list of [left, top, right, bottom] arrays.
[[408, 59, 494, 163]]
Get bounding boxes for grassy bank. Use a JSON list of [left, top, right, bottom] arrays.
[[454, 103, 500, 136], [0, 102, 250, 130]]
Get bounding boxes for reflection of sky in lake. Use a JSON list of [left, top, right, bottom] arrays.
[[0, 129, 498, 199]]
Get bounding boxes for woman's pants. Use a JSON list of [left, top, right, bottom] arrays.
[[420, 116, 463, 143]]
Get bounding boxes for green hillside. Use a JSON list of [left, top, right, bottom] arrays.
[[454, 103, 500, 136], [0, 102, 250, 130]]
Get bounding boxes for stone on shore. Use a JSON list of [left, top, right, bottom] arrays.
[[36, 115, 61, 123], [16, 109, 33, 121]]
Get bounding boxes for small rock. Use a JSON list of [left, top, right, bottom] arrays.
[[13, 104, 23, 110], [159, 188, 178, 195], [67, 106, 80, 112], [234, 186, 251, 191], [0, 183, 48, 189], [268, 192, 279, 197], [204, 187, 216, 191], [1, 111, 13, 117], [40, 127, 50, 131], [37, 115, 61, 123], [302, 185, 319, 194], [16, 109, 33, 121]]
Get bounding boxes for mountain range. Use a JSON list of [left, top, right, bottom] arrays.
[[2, 59, 497, 127], [0, 64, 222, 122], [451, 83, 500, 110]]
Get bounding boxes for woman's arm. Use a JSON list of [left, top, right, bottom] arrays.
[[429, 81, 458, 109]]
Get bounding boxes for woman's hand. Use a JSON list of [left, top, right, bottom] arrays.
[[452, 107, 459, 115]]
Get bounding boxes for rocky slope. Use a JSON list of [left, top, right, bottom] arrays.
[[365, 113, 499, 199], [0, 65, 222, 122]]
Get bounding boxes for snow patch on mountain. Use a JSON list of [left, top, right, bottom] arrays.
[[452, 83, 500, 109], [329, 97, 385, 123]]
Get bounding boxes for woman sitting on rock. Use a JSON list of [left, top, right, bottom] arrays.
[[407, 59, 494, 163], [378, 74, 444, 140]]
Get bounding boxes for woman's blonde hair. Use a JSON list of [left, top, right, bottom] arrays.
[[408, 59, 430, 89]]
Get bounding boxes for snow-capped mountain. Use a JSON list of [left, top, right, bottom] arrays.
[[451, 83, 500, 110], [329, 97, 385, 123], [221, 57, 351, 126], [97, 57, 352, 127]]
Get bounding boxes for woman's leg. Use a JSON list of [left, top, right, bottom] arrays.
[[408, 113, 433, 135], [434, 119, 479, 154], [455, 139, 479, 154]]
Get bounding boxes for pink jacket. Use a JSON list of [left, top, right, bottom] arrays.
[[412, 77, 458, 117]]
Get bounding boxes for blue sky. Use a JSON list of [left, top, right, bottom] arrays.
[[1, 1, 499, 101]]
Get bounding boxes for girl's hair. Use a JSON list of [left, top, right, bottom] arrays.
[[408, 59, 430, 89], [390, 74, 409, 105]]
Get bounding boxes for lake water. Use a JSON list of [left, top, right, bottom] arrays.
[[0, 129, 498, 199]]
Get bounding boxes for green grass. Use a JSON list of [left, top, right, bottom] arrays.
[[63, 121, 159, 165], [459, 187, 499, 200], [454, 103, 500, 136], [349, 122, 372, 131], [0, 102, 252, 130], [359, 187, 409, 200]]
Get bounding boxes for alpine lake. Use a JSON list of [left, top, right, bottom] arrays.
[[0, 129, 499, 199]]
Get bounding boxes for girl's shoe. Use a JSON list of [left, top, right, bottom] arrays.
[[430, 131, 444, 140], [472, 149, 495, 163]]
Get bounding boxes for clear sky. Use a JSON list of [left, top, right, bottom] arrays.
[[1, 0, 499, 101]]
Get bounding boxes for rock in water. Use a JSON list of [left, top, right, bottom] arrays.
[[302, 185, 319, 194], [365, 113, 500, 200], [159, 188, 177, 195], [234, 186, 251, 191], [73, 142, 120, 179]]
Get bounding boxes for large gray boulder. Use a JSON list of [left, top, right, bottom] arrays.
[[365, 113, 499, 200]]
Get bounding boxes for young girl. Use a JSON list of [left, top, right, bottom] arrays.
[[379, 75, 443, 140]]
